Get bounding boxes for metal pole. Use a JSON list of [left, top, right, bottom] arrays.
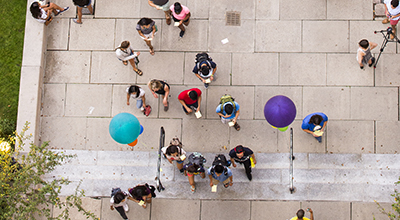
[[289, 127, 296, 194]]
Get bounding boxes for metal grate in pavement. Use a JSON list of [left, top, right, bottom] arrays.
[[225, 11, 241, 26]]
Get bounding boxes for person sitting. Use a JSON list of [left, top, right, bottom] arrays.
[[30, 1, 69, 26]]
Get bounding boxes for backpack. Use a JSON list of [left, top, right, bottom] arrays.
[[210, 154, 231, 175], [195, 52, 212, 70], [188, 152, 206, 167], [111, 187, 121, 197], [219, 94, 236, 113], [73, 0, 90, 7]]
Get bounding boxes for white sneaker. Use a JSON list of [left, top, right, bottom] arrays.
[[140, 106, 145, 111], [123, 203, 129, 212]]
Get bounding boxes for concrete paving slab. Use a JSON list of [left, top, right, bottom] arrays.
[[111, 84, 159, 118], [209, 20, 254, 52], [280, 0, 326, 20], [289, 169, 335, 184], [33, 203, 53, 220], [303, 21, 349, 53], [279, 53, 326, 85], [375, 54, 400, 86], [183, 52, 231, 86], [308, 153, 363, 169], [251, 201, 300, 220], [228, 120, 278, 153], [335, 169, 400, 185], [49, 0, 77, 18], [327, 0, 371, 20], [65, 84, 112, 117], [376, 121, 400, 154], [186, 0, 209, 19], [97, 151, 150, 166], [182, 118, 229, 152], [205, 86, 255, 120], [44, 51, 91, 83], [302, 201, 350, 220], [349, 21, 396, 54], [327, 121, 374, 153], [209, 0, 255, 19], [255, 21, 301, 52], [232, 53, 278, 85], [136, 52, 185, 85], [40, 117, 86, 150], [362, 154, 400, 169], [50, 164, 123, 181], [69, 19, 115, 50], [42, 84, 66, 117], [158, 85, 207, 119], [303, 87, 350, 119], [46, 18, 69, 50], [352, 202, 393, 220], [326, 54, 374, 86], [91, 51, 138, 84], [306, 182, 366, 201], [95, 0, 140, 18], [54, 150, 98, 165], [115, 19, 162, 51], [254, 86, 303, 120], [135, 118, 182, 151], [86, 118, 129, 151], [161, 20, 208, 51], [101, 198, 151, 220], [350, 87, 398, 120], [52, 197, 101, 219], [151, 199, 200, 220], [201, 200, 250, 220], [252, 182, 308, 201], [256, 0, 279, 19]]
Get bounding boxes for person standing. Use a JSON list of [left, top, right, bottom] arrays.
[[126, 85, 147, 113], [290, 208, 314, 220], [183, 163, 205, 193], [128, 184, 156, 209], [136, 18, 157, 55], [229, 145, 256, 181], [216, 94, 241, 131], [161, 138, 186, 173], [110, 189, 134, 220], [178, 88, 202, 116], [72, 0, 93, 24], [115, 41, 142, 76], [207, 164, 233, 189], [357, 39, 377, 69], [192, 53, 217, 88], [148, 79, 170, 111], [169, 2, 191, 38], [383, 0, 400, 39], [148, 0, 172, 25], [301, 112, 328, 143]]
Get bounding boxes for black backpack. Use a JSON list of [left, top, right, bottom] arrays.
[[73, 0, 90, 7], [211, 154, 231, 175], [188, 152, 206, 167], [111, 187, 121, 197], [195, 52, 212, 69]]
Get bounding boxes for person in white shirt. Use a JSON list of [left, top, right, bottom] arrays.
[[30, 1, 69, 26], [382, 0, 400, 39], [115, 41, 142, 76], [126, 85, 147, 113]]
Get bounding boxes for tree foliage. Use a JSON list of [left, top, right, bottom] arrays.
[[0, 122, 98, 219], [375, 177, 400, 220]]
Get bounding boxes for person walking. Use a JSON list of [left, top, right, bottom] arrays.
[[148, 0, 172, 25], [216, 94, 241, 131], [148, 79, 170, 111], [110, 188, 134, 220], [161, 137, 186, 173], [136, 18, 157, 55], [128, 184, 156, 209], [178, 88, 202, 116], [383, 0, 400, 39], [290, 208, 314, 220], [72, 0, 93, 24], [126, 85, 148, 114], [183, 163, 205, 193], [229, 145, 256, 181], [115, 41, 143, 76], [169, 2, 191, 37], [192, 52, 217, 88], [301, 112, 328, 143], [357, 39, 377, 69]]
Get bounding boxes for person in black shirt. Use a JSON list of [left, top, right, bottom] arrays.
[[229, 145, 256, 181]]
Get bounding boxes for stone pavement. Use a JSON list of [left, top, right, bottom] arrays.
[[17, 0, 400, 218]]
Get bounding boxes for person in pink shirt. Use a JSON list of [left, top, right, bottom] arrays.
[[169, 2, 191, 38]]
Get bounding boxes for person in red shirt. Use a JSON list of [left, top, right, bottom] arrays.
[[178, 88, 202, 115]]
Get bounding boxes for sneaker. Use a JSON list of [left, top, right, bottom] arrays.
[[164, 105, 169, 111], [179, 168, 184, 174], [204, 83, 209, 89], [315, 136, 322, 143], [382, 18, 390, 24], [191, 186, 195, 193], [369, 57, 376, 67], [179, 30, 185, 38], [123, 203, 129, 212], [224, 183, 230, 188], [233, 123, 241, 131], [247, 173, 252, 181]]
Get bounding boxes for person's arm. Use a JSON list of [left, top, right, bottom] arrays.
[[110, 205, 114, 210], [148, 82, 158, 98], [229, 175, 233, 186], [148, 0, 160, 9], [385, 3, 390, 16], [122, 52, 138, 61], [357, 51, 364, 68], [309, 208, 314, 220], [230, 158, 236, 167], [370, 42, 378, 50], [196, 95, 202, 112], [195, 73, 206, 83], [179, 12, 191, 25], [142, 94, 146, 108], [232, 109, 240, 124], [163, 85, 170, 102], [126, 93, 130, 105], [251, 154, 257, 164], [179, 99, 192, 113], [208, 174, 214, 187], [137, 29, 146, 39], [151, 24, 156, 39], [184, 170, 187, 176], [321, 121, 328, 131], [210, 66, 217, 81], [44, 16, 52, 26]]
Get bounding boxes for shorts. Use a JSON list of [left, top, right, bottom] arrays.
[[387, 14, 399, 25], [211, 177, 230, 186], [183, 102, 198, 113], [172, 16, 189, 23], [77, 0, 92, 8], [136, 99, 143, 109], [176, 160, 184, 164], [140, 31, 157, 40], [156, 1, 170, 11]]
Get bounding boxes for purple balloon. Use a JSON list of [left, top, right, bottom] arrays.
[[264, 95, 296, 128]]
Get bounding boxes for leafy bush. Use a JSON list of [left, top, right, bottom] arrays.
[[375, 177, 400, 220]]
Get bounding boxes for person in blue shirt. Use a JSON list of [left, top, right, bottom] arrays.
[[301, 112, 328, 143], [207, 165, 233, 188], [216, 99, 240, 131]]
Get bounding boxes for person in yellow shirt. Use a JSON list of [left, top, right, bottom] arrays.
[[290, 208, 313, 220]]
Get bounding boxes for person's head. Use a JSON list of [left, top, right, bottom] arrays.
[[392, 0, 399, 8], [30, 2, 41, 19], [174, 2, 182, 14], [224, 103, 233, 115], [113, 191, 125, 204], [309, 114, 323, 126], [129, 185, 149, 198], [200, 64, 210, 76], [150, 80, 163, 91], [358, 39, 369, 49], [296, 209, 305, 219], [188, 90, 198, 100], [120, 41, 130, 49], [138, 17, 153, 27], [187, 164, 200, 173], [128, 85, 140, 97], [235, 145, 245, 158], [166, 145, 180, 156], [214, 165, 224, 176]]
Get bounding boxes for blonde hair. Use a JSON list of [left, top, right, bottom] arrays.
[[150, 80, 162, 90]]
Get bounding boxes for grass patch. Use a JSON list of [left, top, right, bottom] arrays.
[[0, 0, 27, 137]]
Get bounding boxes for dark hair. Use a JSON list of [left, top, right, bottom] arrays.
[[129, 185, 150, 200], [128, 85, 140, 98], [359, 39, 369, 49], [166, 145, 181, 155], [309, 115, 323, 125], [214, 165, 224, 174], [296, 209, 305, 219], [188, 90, 198, 100], [138, 17, 153, 26], [224, 103, 233, 115], [392, 0, 399, 7], [200, 65, 210, 75], [174, 2, 182, 14], [113, 191, 125, 204], [30, 2, 41, 19], [235, 145, 244, 153], [187, 164, 200, 173]]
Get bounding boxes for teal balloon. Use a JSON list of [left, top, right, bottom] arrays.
[[109, 113, 141, 144], [140, 125, 144, 135]]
